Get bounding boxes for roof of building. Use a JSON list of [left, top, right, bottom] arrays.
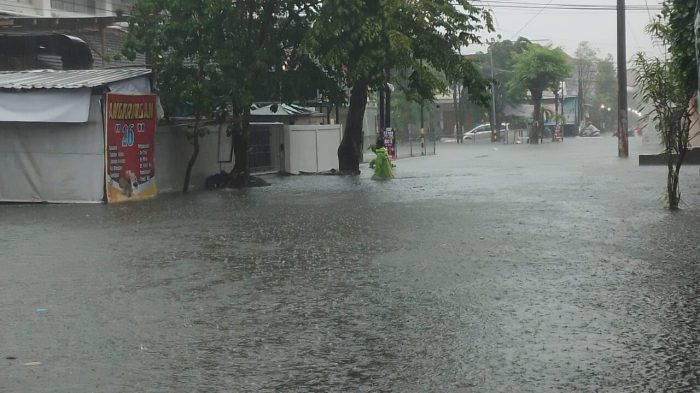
[[250, 103, 318, 117], [77, 27, 147, 69], [0, 68, 151, 89]]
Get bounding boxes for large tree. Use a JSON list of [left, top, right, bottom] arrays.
[[478, 37, 531, 135], [122, 0, 231, 192], [592, 54, 617, 130], [574, 42, 599, 126], [124, 0, 332, 189], [304, 0, 493, 173], [509, 44, 572, 143]]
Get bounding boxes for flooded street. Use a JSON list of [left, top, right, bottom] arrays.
[[1, 137, 699, 392]]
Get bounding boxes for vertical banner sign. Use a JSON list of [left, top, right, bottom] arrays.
[[383, 127, 397, 160], [105, 93, 157, 203]]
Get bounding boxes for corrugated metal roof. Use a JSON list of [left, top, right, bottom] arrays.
[[0, 68, 151, 90]]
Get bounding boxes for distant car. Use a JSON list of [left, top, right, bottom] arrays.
[[463, 123, 508, 142]]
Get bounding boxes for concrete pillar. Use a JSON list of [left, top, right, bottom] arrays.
[[30, 0, 51, 16]]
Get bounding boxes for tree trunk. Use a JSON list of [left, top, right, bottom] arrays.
[[183, 115, 201, 193], [338, 82, 369, 174], [668, 144, 688, 209], [578, 70, 584, 125], [554, 92, 560, 142], [668, 163, 679, 210], [531, 96, 542, 144]]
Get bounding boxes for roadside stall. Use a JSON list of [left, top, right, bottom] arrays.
[[0, 68, 156, 203]]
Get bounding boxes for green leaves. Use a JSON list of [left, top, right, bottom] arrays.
[[305, 0, 494, 102], [648, 0, 698, 98], [509, 44, 572, 100], [474, 37, 531, 116], [507, 43, 572, 140], [126, 0, 495, 115]]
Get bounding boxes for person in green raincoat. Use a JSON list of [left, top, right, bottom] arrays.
[[369, 138, 394, 180]]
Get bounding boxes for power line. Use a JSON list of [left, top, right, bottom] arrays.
[[480, 0, 503, 31], [1, 1, 662, 19], [473, 0, 662, 11], [511, 0, 554, 39]]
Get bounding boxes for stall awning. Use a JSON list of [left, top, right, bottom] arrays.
[[0, 68, 151, 122], [0, 68, 151, 89]]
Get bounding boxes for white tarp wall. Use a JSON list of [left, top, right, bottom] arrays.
[[283, 124, 342, 174], [0, 88, 91, 123], [0, 95, 105, 203]]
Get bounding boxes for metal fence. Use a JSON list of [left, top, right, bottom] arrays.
[[248, 124, 283, 174], [400, 127, 438, 158]]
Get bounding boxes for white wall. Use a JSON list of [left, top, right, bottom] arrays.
[[155, 122, 285, 193], [284, 124, 342, 174], [0, 95, 105, 203], [155, 124, 233, 193]]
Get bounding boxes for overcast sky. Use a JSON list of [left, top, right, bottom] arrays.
[[470, 0, 665, 60]]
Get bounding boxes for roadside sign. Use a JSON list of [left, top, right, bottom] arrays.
[[383, 127, 397, 160], [105, 93, 157, 203]]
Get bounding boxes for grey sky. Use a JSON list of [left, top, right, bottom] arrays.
[[470, 0, 665, 59]]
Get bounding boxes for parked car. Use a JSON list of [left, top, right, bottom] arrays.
[[463, 123, 508, 142]]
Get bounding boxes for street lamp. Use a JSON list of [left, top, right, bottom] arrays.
[[599, 104, 610, 130]]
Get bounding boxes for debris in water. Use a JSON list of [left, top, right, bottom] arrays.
[[23, 361, 42, 366]]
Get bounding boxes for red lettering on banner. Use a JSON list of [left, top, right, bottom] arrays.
[[105, 93, 157, 202]]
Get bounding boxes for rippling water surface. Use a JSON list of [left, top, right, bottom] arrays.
[[1, 138, 698, 392]]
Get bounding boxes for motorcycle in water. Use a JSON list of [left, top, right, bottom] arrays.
[[552, 125, 563, 142], [579, 123, 601, 137]]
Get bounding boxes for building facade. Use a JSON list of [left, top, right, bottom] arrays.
[[0, 0, 134, 16], [1, 0, 144, 70]]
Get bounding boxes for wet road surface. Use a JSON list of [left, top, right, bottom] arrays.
[[1, 137, 699, 392]]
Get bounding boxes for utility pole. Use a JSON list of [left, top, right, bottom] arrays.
[[577, 69, 582, 127], [379, 87, 385, 131], [617, 0, 629, 157], [490, 45, 497, 143], [420, 59, 425, 151], [453, 83, 460, 142], [420, 102, 424, 131], [561, 81, 566, 139], [457, 84, 463, 143], [385, 82, 391, 128]]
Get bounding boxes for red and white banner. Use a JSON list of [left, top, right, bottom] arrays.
[[105, 93, 157, 203]]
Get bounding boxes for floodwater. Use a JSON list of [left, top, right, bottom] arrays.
[[1, 137, 698, 392]]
